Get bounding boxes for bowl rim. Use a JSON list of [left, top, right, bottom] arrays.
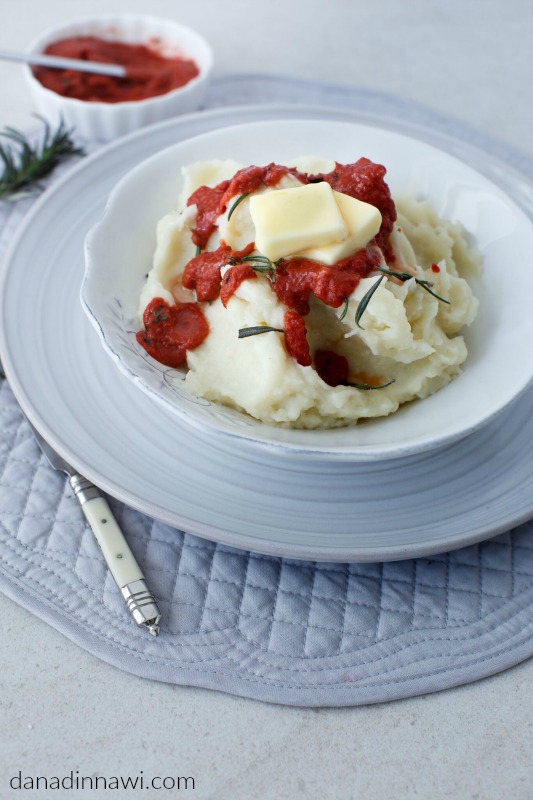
[[82, 116, 533, 460], [23, 13, 214, 111]]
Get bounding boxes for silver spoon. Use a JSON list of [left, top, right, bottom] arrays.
[[0, 48, 126, 78]]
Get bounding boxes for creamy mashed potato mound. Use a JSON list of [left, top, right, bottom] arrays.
[[137, 157, 480, 429]]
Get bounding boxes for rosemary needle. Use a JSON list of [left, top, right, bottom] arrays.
[[0, 116, 84, 203], [227, 192, 249, 220], [238, 326, 283, 339], [376, 266, 450, 304], [227, 254, 281, 282], [340, 378, 395, 390], [338, 298, 349, 321], [355, 275, 384, 329]]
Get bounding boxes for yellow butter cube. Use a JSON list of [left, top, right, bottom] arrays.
[[249, 182, 348, 262], [295, 191, 382, 265]]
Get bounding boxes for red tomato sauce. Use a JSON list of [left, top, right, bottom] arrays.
[[33, 36, 199, 103], [187, 183, 230, 250], [188, 164, 307, 249], [218, 163, 308, 209], [220, 263, 257, 307], [182, 243, 255, 301], [138, 158, 397, 374], [309, 158, 397, 262], [136, 298, 208, 368], [182, 244, 234, 302], [314, 350, 349, 386], [314, 351, 389, 388], [273, 248, 381, 316], [284, 311, 312, 366]]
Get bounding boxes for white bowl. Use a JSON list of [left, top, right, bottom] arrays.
[[23, 15, 213, 141], [82, 118, 533, 460]]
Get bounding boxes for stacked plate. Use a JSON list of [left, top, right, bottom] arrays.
[[1, 107, 533, 561]]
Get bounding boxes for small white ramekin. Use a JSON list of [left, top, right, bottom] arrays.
[[23, 15, 213, 142]]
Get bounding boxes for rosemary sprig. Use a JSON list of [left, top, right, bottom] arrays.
[[338, 297, 349, 321], [152, 307, 168, 322], [246, 260, 276, 281], [227, 254, 283, 282], [340, 378, 395, 390], [355, 275, 384, 329], [376, 266, 450, 304], [227, 192, 249, 220], [238, 325, 283, 339], [0, 116, 84, 203]]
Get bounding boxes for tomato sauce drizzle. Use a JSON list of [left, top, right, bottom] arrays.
[[182, 244, 233, 301], [273, 248, 381, 316], [283, 311, 312, 367], [182, 242, 255, 301], [314, 350, 349, 387], [187, 184, 230, 250], [188, 164, 307, 249], [139, 157, 398, 372], [218, 163, 308, 208], [220, 263, 257, 307], [309, 158, 397, 262], [136, 298, 208, 368]]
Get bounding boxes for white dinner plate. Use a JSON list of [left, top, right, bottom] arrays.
[[1, 104, 533, 561]]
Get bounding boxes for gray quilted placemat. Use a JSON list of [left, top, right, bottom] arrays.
[[1, 75, 532, 707]]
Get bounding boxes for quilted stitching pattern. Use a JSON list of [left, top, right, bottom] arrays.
[[1, 387, 532, 705]]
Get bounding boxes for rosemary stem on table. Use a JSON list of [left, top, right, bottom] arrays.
[[0, 115, 84, 203]]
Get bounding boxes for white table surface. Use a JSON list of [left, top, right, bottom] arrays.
[[1, 1, 532, 798]]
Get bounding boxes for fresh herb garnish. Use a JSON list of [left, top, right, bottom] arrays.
[[376, 266, 450, 304], [338, 298, 349, 321], [227, 254, 283, 283], [355, 275, 384, 329], [152, 307, 168, 322], [340, 378, 395, 390], [238, 325, 283, 339], [227, 192, 249, 221], [0, 116, 84, 203]]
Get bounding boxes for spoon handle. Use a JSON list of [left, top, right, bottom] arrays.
[[0, 48, 126, 78]]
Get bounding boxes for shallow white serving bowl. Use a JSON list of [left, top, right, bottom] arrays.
[[23, 15, 213, 141], [82, 118, 533, 460]]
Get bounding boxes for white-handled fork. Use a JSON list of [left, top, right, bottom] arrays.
[[0, 360, 161, 635]]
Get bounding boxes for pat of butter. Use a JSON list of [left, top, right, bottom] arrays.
[[249, 183, 347, 262], [295, 191, 382, 265]]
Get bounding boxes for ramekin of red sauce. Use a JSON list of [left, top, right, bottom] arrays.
[[33, 37, 201, 104], [24, 15, 213, 141]]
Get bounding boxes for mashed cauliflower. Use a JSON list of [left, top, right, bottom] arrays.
[[137, 156, 480, 429]]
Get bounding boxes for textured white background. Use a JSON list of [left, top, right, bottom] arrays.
[[1, 1, 532, 798]]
